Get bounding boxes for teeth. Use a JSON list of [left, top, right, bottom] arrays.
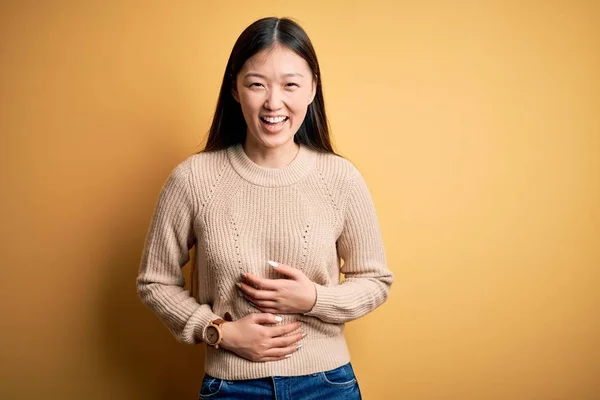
[[262, 116, 287, 123]]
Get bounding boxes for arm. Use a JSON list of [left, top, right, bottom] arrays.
[[304, 165, 394, 324], [136, 160, 220, 344]]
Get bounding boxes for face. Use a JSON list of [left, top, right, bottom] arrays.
[[205, 325, 219, 345], [233, 45, 317, 149]]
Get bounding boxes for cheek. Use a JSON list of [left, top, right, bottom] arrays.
[[286, 91, 312, 115], [239, 93, 263, 116], [287, 99, 310, 120]]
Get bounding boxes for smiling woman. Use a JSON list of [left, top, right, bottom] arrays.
[[203, 17, 332, 157], [234, 48, 316, 142], [136, 17, 394, 400]]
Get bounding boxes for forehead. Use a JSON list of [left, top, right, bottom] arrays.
[[240, 45, 311, 76]]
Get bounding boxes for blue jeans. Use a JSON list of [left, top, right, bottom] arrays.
[[198, 362, 362, 399]]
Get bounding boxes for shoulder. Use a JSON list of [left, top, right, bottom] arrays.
[[313, 150, 377, 213], [170, 147, 230, 184], [313, 150, 364, 188], [187, 148, 230, 174], [309, 150, 372, 217], [163, 148, 230, 201], [165, 148, 227, 177]]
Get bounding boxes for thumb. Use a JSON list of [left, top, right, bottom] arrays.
[[251, 313, 283, 325], [268, 261, 302, 279]]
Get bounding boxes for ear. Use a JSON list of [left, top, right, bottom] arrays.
[[231, 77, 240, 103], [308, 76, 317, 105]]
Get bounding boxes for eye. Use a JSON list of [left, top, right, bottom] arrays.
[[249, 82, 264, 88], [285, 83, 299, 88]]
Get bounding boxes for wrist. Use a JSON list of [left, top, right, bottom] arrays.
[[304, 283, 318, 313], [219, 321, 235, 350], [205, 318, 228, 349]]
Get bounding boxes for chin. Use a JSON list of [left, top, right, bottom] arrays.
[[251, 131, 296, 148]]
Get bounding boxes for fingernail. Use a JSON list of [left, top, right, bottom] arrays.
[[235, 283, 242, 288], [267, 260, 279, 268], [274, 316, 283, 322], [285, 354, 292, 358], [297, 344, 303, 350], [302, 332, 307, 338]]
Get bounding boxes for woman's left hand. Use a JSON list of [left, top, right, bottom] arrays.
[[237, 262, 317, 314]]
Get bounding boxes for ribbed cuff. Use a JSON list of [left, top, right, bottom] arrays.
[[191, 309, 221, 343], [304, 283, 336, 318]]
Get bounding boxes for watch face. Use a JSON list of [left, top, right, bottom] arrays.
[[206, 326, 219, 345]]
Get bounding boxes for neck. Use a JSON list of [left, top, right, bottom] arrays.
[[242, 138, 300, 168]]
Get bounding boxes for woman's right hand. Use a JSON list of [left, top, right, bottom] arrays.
[[219, 313, 304, 362]]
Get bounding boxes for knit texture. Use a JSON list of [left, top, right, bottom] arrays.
[[136, 142, 394, 380]]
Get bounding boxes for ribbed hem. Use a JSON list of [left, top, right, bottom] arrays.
[[204, 335, 350, 380], [226, 142, 317, 187]]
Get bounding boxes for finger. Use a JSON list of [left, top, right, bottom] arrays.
[[258, 354, 294, 362], [243, 273, 279, 291], [254, 300, 279, 308], [242, 294, 278, 309], [270, 331, 304, 348], [269, 261, 302, 280], [248, 301, 279, 314], [238, 282, 276, 301], [250, 313, 283, 325], [255, 307, 281, 314], [263, 343, 302, 358], [268, 322, 301, 338]]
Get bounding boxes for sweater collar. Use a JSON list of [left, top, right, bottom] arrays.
[[226, 142, 317, 187]]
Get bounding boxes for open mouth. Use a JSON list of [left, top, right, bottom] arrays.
[[259, 116, 289, 133], [260, 116, 289, 124]]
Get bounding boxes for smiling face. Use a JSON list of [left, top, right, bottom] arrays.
[[233, 45, 317, 149]]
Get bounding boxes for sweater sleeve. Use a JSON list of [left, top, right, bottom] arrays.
[[136, 160, 220, 344], [304, 165, 394, 324]]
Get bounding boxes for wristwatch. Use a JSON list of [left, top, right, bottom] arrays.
[[205, 318, 227, 349]]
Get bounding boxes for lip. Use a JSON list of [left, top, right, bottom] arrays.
[[260, 115, 289, 118], [259, 116, 288, 133]]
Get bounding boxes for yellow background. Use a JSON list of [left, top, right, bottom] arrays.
[[1, 1, 598, 399]]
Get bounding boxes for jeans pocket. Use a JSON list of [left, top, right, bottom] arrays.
[[198, 374, 224, 399], [320, 363, 357, 387]]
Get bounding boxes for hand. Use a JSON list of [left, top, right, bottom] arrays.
[[237, 261, 317, 314], [219, 313, 304, 362]]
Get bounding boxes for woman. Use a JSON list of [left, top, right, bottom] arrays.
[[137, 17, 394, 399]]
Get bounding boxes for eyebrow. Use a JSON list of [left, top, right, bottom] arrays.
[[244, 72, 305, 79]]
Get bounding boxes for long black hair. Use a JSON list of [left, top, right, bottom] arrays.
[[199, 17, 337, 155]]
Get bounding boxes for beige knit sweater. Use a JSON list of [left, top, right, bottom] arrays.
[[136, 142, 394, 380]]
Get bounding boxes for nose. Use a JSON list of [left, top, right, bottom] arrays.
[[264, 87, 283, 110]]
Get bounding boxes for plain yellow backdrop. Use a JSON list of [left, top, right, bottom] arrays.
[[1, 1, 598, 399]]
